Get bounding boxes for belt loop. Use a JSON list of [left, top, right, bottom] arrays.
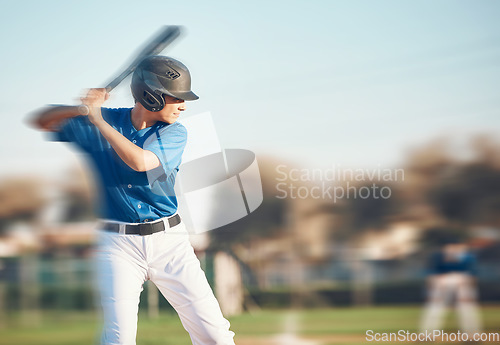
[[119, 224, 126, 235]]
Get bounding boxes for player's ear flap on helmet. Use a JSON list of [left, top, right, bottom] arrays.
[[143, 90, 164, 107], [131, 55, 198, 112]]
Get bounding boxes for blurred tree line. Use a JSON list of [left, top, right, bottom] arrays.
[[206, 134, 500, 308], [328, 135, 500, 247], [1, 134, 500, 309], [0, 166, 94, 234], [209, 134, 500, 248], [2, 134, 499, 262]]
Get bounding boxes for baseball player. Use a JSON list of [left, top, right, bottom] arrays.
[[31, 56, 236, 345], [420, 238, 481, 336]]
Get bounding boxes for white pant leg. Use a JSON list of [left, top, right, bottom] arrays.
[[420, 276, 452, 332], [456, 275, 481, 334], [146, 223, 236, 345], [95, 231, 149, 345]]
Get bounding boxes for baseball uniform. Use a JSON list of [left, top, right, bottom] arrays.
[[54, 107, 236, 345], [420, 244, 481, 335]]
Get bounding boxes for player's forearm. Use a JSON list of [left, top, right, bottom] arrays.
[[79, 88, 158, 172], [91, 112, 160, 172], [30, 105, 81, 131]]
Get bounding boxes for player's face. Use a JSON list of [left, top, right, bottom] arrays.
[[158, 95, 186, 124]]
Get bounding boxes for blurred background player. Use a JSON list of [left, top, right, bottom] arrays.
[[420, 236, 482, 336]]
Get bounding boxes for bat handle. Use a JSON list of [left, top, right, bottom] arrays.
[[104, 68, 133, 93]]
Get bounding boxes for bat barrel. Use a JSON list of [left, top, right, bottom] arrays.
[[104, 26, 183, 93]]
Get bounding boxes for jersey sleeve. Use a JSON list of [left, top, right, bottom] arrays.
[[144, 123, 187, 176], [464, 252, 478, 276], [51, 108, 119, 152], [52, 115, 98, 152]]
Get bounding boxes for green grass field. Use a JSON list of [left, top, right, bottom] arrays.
[[1, 305, 499, 345]]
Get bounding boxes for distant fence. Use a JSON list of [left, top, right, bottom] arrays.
[[1, 254, 499, 314]]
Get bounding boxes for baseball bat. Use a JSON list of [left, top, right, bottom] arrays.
[[104, 25, 182, 92]]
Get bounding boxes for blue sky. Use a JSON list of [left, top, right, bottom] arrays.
[[1, 0, 500, 177]]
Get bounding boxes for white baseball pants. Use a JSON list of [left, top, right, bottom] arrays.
[[420, 273, 481, 335], [94, 220, 236, 345]]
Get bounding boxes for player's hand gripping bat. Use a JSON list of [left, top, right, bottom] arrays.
[[104, 25, 182, 92]]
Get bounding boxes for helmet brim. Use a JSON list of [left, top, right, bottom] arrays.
[[142, 73, 199, 101], [164, 89, 199, 101]]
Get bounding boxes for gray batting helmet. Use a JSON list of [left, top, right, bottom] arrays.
[[131, 55, 199, 112]]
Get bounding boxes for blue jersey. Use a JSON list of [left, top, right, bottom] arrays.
[[428, 251, 477, 276], [54, 107, 187, 223]]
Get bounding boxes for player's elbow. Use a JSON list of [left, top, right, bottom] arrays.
[[126, 151, 161, 172], [127, 158, 153, 172], [131, 164, 148, 172], [25, 110, 47, 130], [31, 117, 52, 131], [26, 105, 70, 132], [128, 159, 148, 172]]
